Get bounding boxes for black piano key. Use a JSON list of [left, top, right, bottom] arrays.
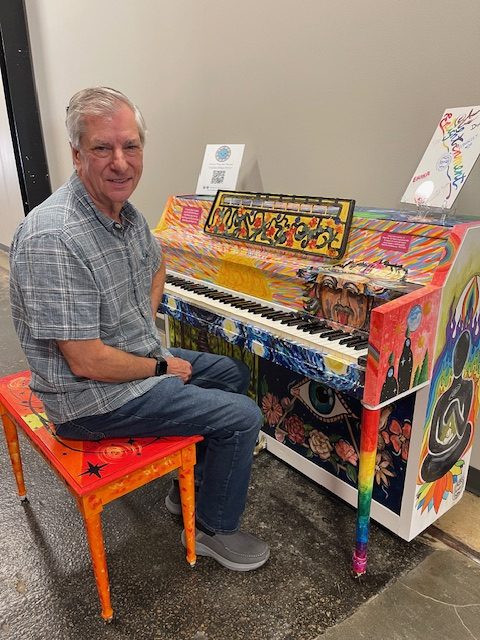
[[296, 320, 318, 329], [204, 291, 228, 300], [308, 324, 332, 334], [326, 331, 349, 341], [357, 355, 368, 367], [261, 310, 283, 319], [343, 336, 368, 347], [300, 322, 329, 333], [190, 285, 211, 293], [318, 329, 344, 338], [264, 311, 289, 320], [353, 341, 369, 350], [322, 330, 346, 339], [274, 312, 297, 321], [233, 301, 261, 309], [279, 314, 302, 324], [283, 316, 308, 326], [247, 303, 268, 315], [253, 306, 274, 318]]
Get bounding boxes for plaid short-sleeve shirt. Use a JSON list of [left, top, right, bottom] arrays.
[[10, 173, 167, 424]]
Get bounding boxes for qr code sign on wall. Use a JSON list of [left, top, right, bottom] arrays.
[[211, 170, 226, 185]]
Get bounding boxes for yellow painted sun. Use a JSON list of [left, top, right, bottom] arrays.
[[222, 318, 238, 335], [324, 356, 348, 375], [216, 252, 272, 300]]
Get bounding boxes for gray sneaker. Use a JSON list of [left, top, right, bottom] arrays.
[[165, 479, 182, 516], [181, 528, 270, 571]]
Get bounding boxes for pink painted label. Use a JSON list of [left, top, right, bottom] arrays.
[[379, 232, 412, 252], [180, 206, 202, 225]]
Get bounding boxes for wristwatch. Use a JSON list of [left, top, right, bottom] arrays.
[[153, 356, 168, 376]]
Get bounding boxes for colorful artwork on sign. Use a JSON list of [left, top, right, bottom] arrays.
[[401, 106, 480, 209]]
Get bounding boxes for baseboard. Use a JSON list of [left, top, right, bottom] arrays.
[[467, 466, 480, 496]]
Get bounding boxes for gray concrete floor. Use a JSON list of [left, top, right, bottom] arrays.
[[1, 257, 479, 640]]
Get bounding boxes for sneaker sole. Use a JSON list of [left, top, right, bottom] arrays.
[[165, 495, 182, 516], [182, 531, 270, 572]]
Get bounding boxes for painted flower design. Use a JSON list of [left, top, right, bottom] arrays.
[[309, 429, 333, 460], [382, 418, 411, 461], [285, 415, 305, 444], [374, 451, 395, 486], [262, 393, 283, 426], [335, 439, 358, 466]]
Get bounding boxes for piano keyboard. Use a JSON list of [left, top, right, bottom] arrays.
[[163, 273, 369, 367]]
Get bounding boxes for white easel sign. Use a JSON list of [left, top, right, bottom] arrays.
[[196, 144, 245, 196], [401, 106, 480, 209]]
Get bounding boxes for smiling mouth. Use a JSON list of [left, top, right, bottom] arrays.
[[108, 177, 132, 185]]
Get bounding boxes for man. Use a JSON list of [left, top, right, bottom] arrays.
[[9, 87, 269, 572]]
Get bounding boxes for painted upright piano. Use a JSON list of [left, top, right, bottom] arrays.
[[153, 190, 480, 574]]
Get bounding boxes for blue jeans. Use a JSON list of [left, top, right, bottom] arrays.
[[55, 348, 263, 533]]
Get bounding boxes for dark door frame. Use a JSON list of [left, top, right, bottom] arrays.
[[0, 0, 51, 215]]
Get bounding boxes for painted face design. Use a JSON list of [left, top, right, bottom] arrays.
[[315, 275, 370, 329]]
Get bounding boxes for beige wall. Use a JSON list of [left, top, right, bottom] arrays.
[[25, 0, 480, 230]]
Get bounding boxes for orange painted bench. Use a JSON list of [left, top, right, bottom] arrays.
[[0, 370, 202, 622]]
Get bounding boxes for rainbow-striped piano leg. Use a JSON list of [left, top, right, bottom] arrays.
[[352, 406, 381, 576]]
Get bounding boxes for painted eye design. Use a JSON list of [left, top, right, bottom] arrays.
[[290, 379, 356, 422]]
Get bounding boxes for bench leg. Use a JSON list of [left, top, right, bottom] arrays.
[[1, 412, 27, 499], [178, 461, 196, 567], [78, 503, 113, 622]]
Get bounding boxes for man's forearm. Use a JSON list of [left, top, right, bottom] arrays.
[[150, 259, 166, 318], [58, 339, 157, 383]]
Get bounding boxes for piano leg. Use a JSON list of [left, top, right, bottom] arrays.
[[352, 406, 380, 576]]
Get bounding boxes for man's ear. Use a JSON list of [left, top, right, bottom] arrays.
[[71, 144, 80, 170]]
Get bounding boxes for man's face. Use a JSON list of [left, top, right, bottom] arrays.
[[71, 104, 143, 218]]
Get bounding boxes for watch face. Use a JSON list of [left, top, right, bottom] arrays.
[[157, 358, 168, 375]]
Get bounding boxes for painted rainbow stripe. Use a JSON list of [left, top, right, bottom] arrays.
[[352, 408, 380, 575]]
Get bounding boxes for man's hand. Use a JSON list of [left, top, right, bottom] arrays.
[[165, 356, 192, 383]]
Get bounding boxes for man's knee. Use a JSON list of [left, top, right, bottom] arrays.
[[234, 394, 263, 433]]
